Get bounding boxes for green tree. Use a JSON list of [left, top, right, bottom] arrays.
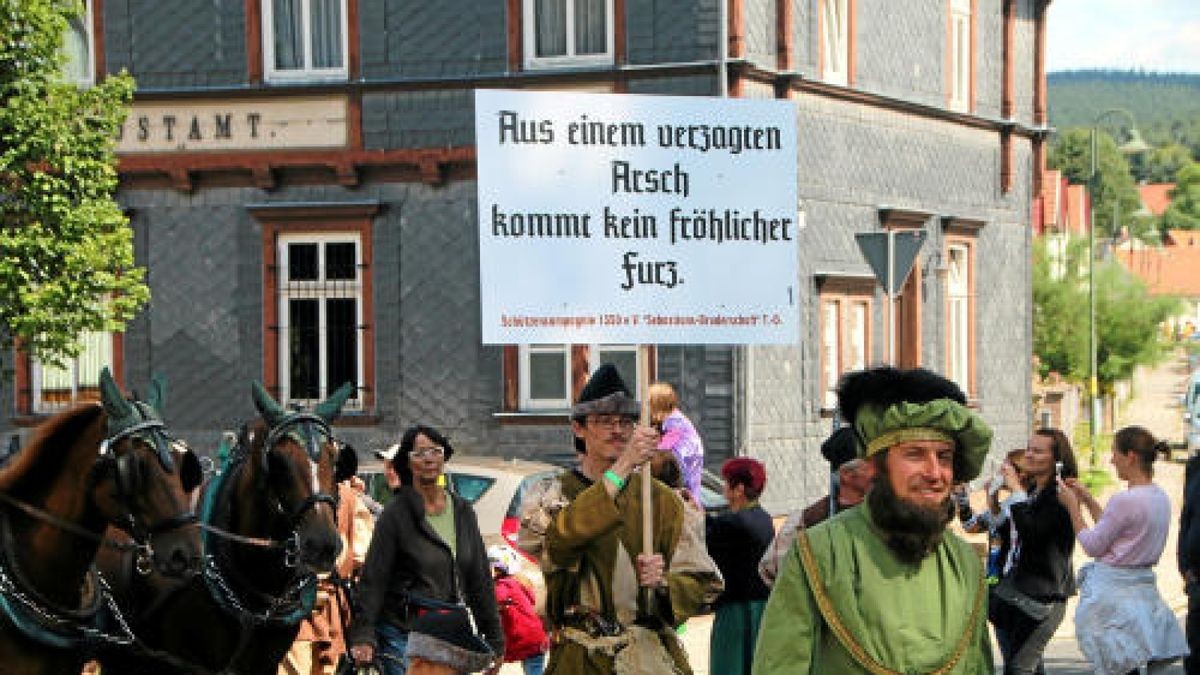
[[0, 0, 146, 365], [1033, 237, 1087, 381], [1033, 236, 1180, 392], [1162, 163, 1200, 231], [1093, 260, 1180, 390], [1142, 143, 1194, 183], [1048, 128, 1142, 239]]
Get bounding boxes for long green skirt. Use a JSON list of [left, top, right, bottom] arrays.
[[709, 599, 767, 675]]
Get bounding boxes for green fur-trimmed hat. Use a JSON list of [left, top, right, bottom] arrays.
[[836, 366, 992, 481]]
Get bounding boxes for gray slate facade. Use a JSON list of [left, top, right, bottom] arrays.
[[4, 0, 1045, 514]]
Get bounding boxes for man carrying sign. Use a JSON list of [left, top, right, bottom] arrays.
[[518, 364, 722, 674]]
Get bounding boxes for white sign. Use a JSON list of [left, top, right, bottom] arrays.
[[475, 89, 800, 345]]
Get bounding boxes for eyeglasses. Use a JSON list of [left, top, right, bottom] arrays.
[[411, 446, 445, 459], [587, 415, 636, 431]]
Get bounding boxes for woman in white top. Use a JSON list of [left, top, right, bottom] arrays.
[[1058, 425, 1188, 674]]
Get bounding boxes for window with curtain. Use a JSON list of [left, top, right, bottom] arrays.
[[524, 0, 613, 69], [946, 244, 972, 394], [821, 0, 849, 85], [32, 330, 111, 413], [277, 234, 362, 408], [62, 0, 94, 85], [264, 0, 347, 81], [820, 282, 872, 409], [949, 0, 972, 111]]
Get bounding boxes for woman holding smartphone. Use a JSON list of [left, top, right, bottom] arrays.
[[1058, 426, 1187, 674], [990, 428, 1078, 675]]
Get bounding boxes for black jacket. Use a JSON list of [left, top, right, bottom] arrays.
[[705, 505, 774, 606], [349, 486, 503, 653], [1008, 484, 1076, 602], [1178, 454, 1200, 577]]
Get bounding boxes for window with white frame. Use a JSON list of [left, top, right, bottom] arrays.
[[821, 0, 849, 85], [62, 0, 94, 85], [519, 345, 572, 410], [524, 0, 614, 69], [31, 330, 111, 413], [277, 234, 362, 408], [517, 344, 640, 411], [949, 0, 972, 111], [946, 244, 972, 393], [263, 0, 347, 81], [820, 289, 870, 409]]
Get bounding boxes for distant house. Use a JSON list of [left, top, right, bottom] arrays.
[[1115, 229, 1200, 334], [1034, 165, 1090, 237], [1137, 183, 1175, 218]]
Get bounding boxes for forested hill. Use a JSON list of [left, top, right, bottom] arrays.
[[1047, 70, 1200, 149]]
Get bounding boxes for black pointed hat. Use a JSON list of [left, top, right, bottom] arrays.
[[571, 364, 640, 418]]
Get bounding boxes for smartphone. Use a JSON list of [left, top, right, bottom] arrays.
[[1055, 461, 1064, 480]]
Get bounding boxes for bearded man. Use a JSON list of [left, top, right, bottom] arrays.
[[753, 366, 995, 674]]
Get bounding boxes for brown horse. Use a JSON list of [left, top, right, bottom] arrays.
[[97, 381, 356, 674], [0, 368, 202, 675]]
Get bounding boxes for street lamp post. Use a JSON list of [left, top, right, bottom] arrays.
[[1087, 108, 1148, 466]]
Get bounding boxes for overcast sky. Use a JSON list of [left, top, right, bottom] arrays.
[[1046, 0, 1200, 74]]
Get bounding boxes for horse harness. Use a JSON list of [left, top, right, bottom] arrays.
[[0, 414, 198, 658], [195, 413, 341, 667]]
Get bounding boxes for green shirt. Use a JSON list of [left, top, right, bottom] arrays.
[[753, 502, 992, 675], [426, 492, 457, 558]]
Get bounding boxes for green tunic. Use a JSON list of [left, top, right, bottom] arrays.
[[753, 502, 993, 675], [521, 470, 721, 675]]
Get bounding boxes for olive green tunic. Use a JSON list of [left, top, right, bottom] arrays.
[[519, 470, 721, 675], [753, 502, 992, 675]]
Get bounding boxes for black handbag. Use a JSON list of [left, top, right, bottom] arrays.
[[989, 576, 1052, 622]]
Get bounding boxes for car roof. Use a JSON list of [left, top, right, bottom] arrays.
[[358, 454, 560, 476]]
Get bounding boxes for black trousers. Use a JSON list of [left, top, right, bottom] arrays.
[[991, 596, 1066, 675], [1187, 583, 1200, 675]]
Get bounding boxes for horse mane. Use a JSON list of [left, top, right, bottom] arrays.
[[0, 403, 106, 493]]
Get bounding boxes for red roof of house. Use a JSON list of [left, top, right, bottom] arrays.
[[1139, 183, 1174, 217], [1116, 244, 1200, 297]]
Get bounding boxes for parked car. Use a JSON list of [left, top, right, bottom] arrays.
[[359, 455, 562, 559], [1184, 370, 1200, 452], [359, 455, 728, 554]]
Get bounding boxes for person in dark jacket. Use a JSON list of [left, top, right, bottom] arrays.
[[706, 457, 774, 675], [349, 425, 503, 674], [1180, 451, 1200, 674], [991, 428, 1078, 675]]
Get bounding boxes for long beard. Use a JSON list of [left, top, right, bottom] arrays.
[[866, 474, 954, 565]]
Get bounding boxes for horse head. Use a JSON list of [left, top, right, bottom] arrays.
[[247, 381, 356, 573], [92, 368, 203, 578]]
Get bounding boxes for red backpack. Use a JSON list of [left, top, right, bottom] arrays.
[[494, 576, 548, 662]]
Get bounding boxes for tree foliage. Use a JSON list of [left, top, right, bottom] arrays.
[[1048, 70, 1200, 166], [1032, 237, 1180, 393], [0, 0, 146, 365], [1162, 163, 1200, 231], [1048, 128, 1143, 239]]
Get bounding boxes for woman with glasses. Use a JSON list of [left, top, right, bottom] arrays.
[[349, 425, 503, 674]]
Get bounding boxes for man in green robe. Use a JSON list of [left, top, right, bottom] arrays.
[[754, 366, 994, 674], [519, 365, 722, 675]]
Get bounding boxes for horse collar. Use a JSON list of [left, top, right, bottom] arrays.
[[0, 511, 134, 651]]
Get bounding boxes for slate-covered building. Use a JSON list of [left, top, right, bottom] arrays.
[[4, 0, 1049, 512]]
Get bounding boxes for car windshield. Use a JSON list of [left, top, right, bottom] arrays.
[[506, 471, 559, 517], [448, 472, 496, 503]]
